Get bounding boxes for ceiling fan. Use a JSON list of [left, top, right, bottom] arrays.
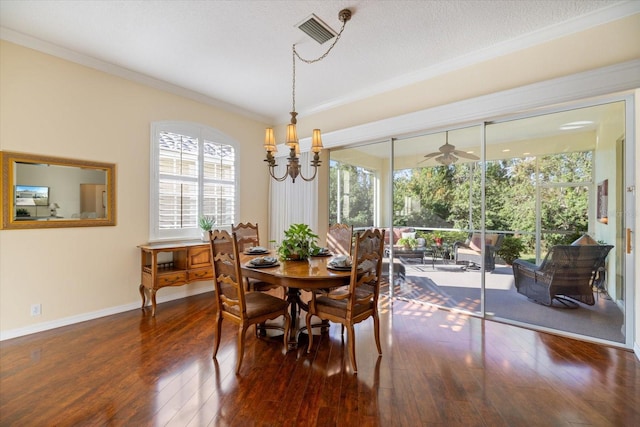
[[419, 132, 480, 165]]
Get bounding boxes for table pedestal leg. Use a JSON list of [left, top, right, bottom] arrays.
[[286, 288, 305, 348], [286, 287, 330, 350]]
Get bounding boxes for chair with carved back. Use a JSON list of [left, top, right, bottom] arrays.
[[305, 228, 385, 373], [327, 223, 353, 256], [232, 222, 260, 252], [231, 222, 279, 292], [209, 230, 291, 374]]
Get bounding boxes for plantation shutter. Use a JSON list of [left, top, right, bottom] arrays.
[[203, 139, 235, 226], [158, 131, 199, 230], [151, 123, 237, 241]]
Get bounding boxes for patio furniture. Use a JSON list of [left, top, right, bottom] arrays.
[[382, 227, 416, 255], [453, 233, 504, 271], [393, 247, 428, 263], [512, 244, 613, 308]]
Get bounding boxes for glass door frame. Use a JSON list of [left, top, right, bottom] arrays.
[[329, 92, 634, 349]]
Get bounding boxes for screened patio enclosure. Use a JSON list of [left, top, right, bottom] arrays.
[[329, 99, 632, 347]]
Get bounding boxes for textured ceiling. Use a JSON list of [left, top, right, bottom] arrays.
[[0, 1, 635, 124]]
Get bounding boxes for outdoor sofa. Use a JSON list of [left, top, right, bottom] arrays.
[[512, 244, 613, 307]]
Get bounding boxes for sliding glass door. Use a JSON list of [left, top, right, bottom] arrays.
[[328, 97, 632, 347], [329, 140, 395, 289], [484, 101, 628, 344], [391, 126, 484, 314]]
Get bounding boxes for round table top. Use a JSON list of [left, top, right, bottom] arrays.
[[239, 252, 351, 290]]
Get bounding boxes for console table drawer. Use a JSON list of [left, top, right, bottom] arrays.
[[189, 246, 212, 269], [188, 267, 213, 282], [157, 271, 187, 286]]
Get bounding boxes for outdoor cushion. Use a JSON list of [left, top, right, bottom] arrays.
[[454, 233, 504, 271], [469, 233, 499, 251], [572, 234, 598, 246]]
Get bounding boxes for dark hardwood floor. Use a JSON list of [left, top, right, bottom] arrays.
[[1, 291, 639, 426]]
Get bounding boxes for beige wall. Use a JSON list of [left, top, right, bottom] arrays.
[[635, 89, 640, 353], [1, 12, 639, 348], [0, 41, 268, 333]]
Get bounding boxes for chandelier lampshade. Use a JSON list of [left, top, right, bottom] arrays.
[[311, 129, 323, 153], [264, 128, 277, 152]]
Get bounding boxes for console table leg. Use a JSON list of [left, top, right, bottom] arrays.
[[151, 290, 158, 317], [139, 284, 146, 309]]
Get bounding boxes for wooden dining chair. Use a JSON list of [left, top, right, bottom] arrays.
[[305, 228, 385, 373], [327, 223, 353, 256], [209, 230, 291, 374], [231, 222, 280, 294], [232, 222, 260, 252]]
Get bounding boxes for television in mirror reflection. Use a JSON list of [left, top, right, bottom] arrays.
[[15, 185, 49, 206]]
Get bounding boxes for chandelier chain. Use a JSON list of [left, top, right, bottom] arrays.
[[293, 17, 349, 65], [291, 14, 350, 114], [292, 46, 296, 113], [267, 9, 351, 183]]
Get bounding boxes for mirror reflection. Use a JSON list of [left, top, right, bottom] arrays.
[[1, 151, 116, 229]]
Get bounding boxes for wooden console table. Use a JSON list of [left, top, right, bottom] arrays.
[[138, 241, 213, 316]]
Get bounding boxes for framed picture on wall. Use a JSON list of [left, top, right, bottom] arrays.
[[597, 179, 608, 224]]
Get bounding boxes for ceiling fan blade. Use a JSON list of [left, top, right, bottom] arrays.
[[422, 152, 440, 160], [452, 150, 479, 160]]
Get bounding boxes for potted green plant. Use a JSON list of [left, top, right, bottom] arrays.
[[198, 215, 215, 241], [432, 231, 444, 246], [415, 230, 429, 248], [276, 223, 319, 261], [397, 236, 418, 250]]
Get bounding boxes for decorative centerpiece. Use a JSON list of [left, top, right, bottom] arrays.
[[276, 223, 319, 261], [198, 215, 215, 241]]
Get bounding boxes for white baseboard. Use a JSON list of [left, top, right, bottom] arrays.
[[0, 287, 213, 341]]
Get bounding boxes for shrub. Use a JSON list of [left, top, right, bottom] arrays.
[[497, 236, 525, 265]]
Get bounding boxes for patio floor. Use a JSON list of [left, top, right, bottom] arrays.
[[383, 258, 626, 344]]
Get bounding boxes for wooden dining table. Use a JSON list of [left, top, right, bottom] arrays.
[[239, 251, 352, 347]]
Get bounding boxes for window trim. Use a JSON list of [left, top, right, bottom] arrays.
[[149, 121, 239, 242]]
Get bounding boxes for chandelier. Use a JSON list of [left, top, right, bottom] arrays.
[[264, 9, 352, 182]]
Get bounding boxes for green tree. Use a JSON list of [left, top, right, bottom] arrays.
[[331, 149, 593, 252], [329, 161, 375, 227]]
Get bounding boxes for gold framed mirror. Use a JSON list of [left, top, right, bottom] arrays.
[[1, 151, 116, 229]]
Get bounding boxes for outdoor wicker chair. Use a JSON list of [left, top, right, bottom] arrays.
[[453, 233, 504, 271], [512, 244, 613, 308]]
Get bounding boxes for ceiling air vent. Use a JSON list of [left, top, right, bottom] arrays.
[[297, 14, 337, 44]]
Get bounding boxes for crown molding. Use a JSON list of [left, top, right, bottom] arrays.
[[300, 2, 640, 120], [0, 27, 271, 124], [311, 59, 640, 149]]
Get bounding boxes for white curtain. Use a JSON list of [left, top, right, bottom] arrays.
[[269, 151, 319, 244]]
